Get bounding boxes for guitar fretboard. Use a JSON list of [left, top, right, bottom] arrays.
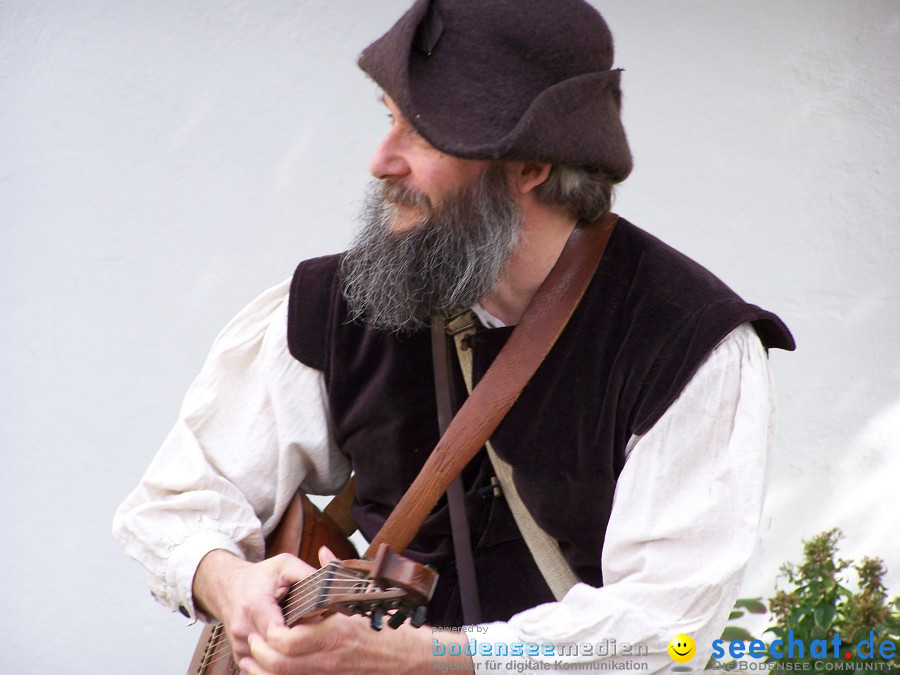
[[196, 562, 372, 673], [280, 561, 371, 625]]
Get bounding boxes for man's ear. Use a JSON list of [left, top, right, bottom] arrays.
[[507, 161, 552, 196]]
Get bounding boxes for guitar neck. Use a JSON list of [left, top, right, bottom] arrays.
[[280, 562, 370, 626], [190, 562, 373, 674], [187, 491, 436, 675]]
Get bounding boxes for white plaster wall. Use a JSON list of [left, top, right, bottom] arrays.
[[1, 2, 897, 672]]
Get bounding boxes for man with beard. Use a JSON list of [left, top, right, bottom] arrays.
[[114, 1, 795, 673]]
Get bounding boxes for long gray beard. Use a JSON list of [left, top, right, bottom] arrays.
[[341, 167, 522, 333]]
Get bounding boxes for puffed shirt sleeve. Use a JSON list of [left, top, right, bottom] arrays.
[[467, 322, 775, 672], [112, 279, 350, 620]]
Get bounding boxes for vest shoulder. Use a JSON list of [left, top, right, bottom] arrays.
[[608, 220, 736, 306], [606, 219, 794, 350], [287, 254, 344, 370], [597, 219, 794, 434]]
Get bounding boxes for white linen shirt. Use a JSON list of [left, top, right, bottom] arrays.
[[113, 278, 775, 672]]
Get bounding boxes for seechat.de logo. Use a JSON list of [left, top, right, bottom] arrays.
[[711, 630, 897, 662]]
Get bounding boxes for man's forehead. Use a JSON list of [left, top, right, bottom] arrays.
[[378, 93, 426, 143], [379, 93, 402, 117], [374, 90, 500, 176]]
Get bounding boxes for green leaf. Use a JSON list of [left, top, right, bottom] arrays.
[[814, 604, 835, 629], [728, 611, 744, 620], [721, 626, 755, 642], [735, 598, 768, 614]]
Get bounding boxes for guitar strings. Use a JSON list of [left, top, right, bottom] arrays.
[[201, 574, 368, 670], [199, 567, 345, 668], [201, 575, 371, 670], [201, 580, 375, 670], [279, 564, 368, 617], [282, 573, 374, 624], [282, 580, 379, 626], [198, 565, 375, 670]]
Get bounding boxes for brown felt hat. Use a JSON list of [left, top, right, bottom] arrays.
[[358, 0, 633, 182]]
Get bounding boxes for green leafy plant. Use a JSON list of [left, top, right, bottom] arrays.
[[714, 529, 900, 671]]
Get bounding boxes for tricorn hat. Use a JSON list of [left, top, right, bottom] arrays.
[[358, 0, 633, 182]]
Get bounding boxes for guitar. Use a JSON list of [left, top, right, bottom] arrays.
[[186, 491, 438, 675]]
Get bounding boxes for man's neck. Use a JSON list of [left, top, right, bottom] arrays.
[[480, 205, 578, 325]]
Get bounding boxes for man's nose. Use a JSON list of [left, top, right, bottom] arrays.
[[369, 128, 411, 180]]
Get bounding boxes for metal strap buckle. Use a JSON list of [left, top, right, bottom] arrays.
[[443, 310, 478, 337]]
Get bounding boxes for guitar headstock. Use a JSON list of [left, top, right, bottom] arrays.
[[281, 544, 438, 631]]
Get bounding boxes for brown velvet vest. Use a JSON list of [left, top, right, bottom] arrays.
[[286, 218, 794, 627]]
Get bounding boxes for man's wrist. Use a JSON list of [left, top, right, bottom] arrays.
[[166, 531, 247, 621], [192, 549, 251, 622]]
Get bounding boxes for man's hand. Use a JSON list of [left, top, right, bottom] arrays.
[[240, 612, 472, 675], [192, 549, 316, 663], [193, 547, 473, 674]]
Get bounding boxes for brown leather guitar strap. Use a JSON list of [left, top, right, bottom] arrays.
[[364, 213, 618, 559]]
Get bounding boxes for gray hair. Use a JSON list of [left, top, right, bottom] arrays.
[[534, 165, 616, 223], [341, 165, 522, 333]]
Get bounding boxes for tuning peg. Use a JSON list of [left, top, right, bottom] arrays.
[[388, 609, 408, 630], [410, 605, 428, 628], [370, 607, 384, 631]]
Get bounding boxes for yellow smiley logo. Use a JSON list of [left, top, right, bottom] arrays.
[[667, 633, 696, 663]]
